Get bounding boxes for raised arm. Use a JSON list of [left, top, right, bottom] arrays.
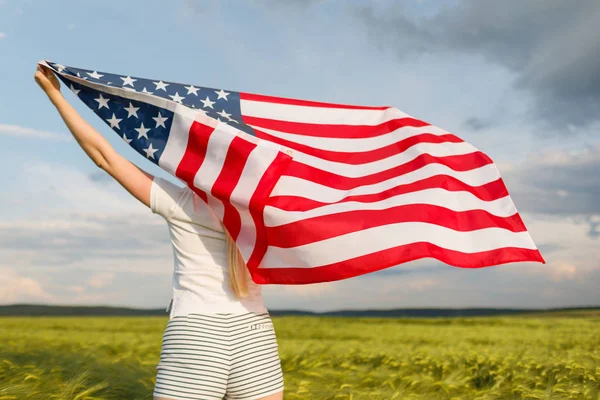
[[34, 64, 153, 208]]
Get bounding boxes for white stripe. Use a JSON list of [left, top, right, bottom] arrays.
[[261, 223, 538, 269], [159, 109, 192, 175], [251, 124, 451, 152], [192, 122, 237, 221], [192, 122, 235, 192], [271, 163, 501, 202], [287, 141, 478, 177], [264, 189, 517, 227], [241, 99, 411, 125], [229, 144, 279, 262]]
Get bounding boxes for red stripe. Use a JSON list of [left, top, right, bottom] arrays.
[[240, 91, 389, 110], [266, 204, 527, 249], [243, 115, 430, 138], [254, 127, 464, 164], [250, 243, 545, 285], [246, 151, 294, 272], [282, 151, 494, 191], [176, 121, 214, 203], [269, 176, 509, 212], [189, 186, 207, 204], [210, 136, 256, 240]]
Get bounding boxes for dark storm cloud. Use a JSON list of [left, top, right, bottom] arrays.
[[354, 0, 600, 129], [502, 145, 600, 237], [463, 117, 493, 132]]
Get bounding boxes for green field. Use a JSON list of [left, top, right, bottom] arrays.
[[1, 313, 599, 399]]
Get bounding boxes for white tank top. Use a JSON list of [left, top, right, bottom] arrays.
[[150, 176, 268, 319]]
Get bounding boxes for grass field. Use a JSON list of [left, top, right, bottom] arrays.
[[1, 313, 599, 399]]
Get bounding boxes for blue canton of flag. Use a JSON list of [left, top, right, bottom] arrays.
[[45, 61, 254, 165]]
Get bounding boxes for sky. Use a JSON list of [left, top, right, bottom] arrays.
[[1, 0, 599, 312]]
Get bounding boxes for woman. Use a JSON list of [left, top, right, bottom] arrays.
[[34, 64, 285, 400]]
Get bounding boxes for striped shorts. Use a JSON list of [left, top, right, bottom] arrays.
[[153, 312, 284, 400]]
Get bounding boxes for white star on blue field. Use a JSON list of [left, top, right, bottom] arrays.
[[45, 60, 254, 165]]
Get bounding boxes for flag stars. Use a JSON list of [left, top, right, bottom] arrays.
[[70, 84, 80, 96], [217, 109, 232, 120], [135, 122, 150, 140], [55, 64, 66, 73], [201, 96, 215, 109], [169, 92, 185, 103], [153, 112, 169, 129], [185, 85, 199, 96], [124, 102, 140, 118], [87, 71, 104, 79], [142, 87, 154, 95], [94, 93, 110, 110], [144, 143, 158, 159], [120, 76, 137, 87], [215, 89, 230, 101], [153, 80, 169, 91], [106, 113, 122, 129], [122, 133, 132, 144]]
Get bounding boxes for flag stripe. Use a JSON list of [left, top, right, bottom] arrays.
[[176, 121, 214, 203], [273, 162, 500, 202], [240, 92, 390, 110], [278, 142, 483, 178], [251, 244, 544, 284], [269, 176, 509, 212], [266, 204, 527, 248], [254, 127, 464, 164], [247, 151, 294, 271], [240, 99, 417, 126], [251, 124, 453, 151], [261, 222, 538, 270], [192, 123, 235, 195], [243, 115, 431, 138], [159, 110, 193, 176], [228, 144, 287, 262], [265, 188, 518, 227], [211, 136, 256, 240]]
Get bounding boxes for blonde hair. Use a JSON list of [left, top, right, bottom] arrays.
[[225, 229, 250, 299]]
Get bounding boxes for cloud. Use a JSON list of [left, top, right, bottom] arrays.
[[0, 212, 169, 268], [0, 267, 53, 303], [0, 124, 71, 141], [549, 261, 577, 282], [354, 0, 600, 129], [462, 117, 493, 132], [0, 32, 6, 40], [0, 162, 143, 218], [503, 145, 600, 218], [258, 0, 324, 9], [87, 272, 115, 288]]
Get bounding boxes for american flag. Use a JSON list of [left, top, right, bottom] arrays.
[[41, 60, 545, 285]]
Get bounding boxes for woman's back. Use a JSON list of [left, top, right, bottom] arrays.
[[150, 176, 267, 319]]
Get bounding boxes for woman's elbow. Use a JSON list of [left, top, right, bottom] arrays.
[[88, 147, 110, 171]]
